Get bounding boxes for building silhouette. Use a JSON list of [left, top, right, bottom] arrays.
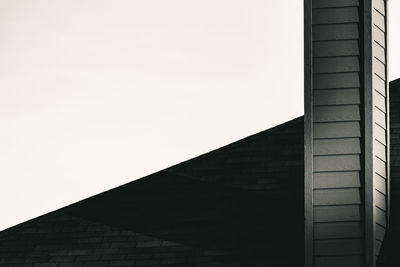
[[0, 79, 398, 266], [0, 0, 396, 266]]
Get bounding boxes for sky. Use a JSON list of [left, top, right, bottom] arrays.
[[0, 1, 399, 231]]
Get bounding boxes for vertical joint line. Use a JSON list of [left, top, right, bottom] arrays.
[[304, 0, 313, 266], [363, 0, 375, 266]]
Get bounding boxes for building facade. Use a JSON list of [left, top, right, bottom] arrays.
[[0, 1, 397, 266], [304, 0, 389, 266]]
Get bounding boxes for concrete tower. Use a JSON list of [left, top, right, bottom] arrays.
[[304, 0, 389, 266]]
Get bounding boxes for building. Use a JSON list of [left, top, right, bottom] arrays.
[[0, 79, 398, 266], [0, 0, 396, 266]]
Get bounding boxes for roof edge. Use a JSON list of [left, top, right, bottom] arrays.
[[390, 78, 400, 87]]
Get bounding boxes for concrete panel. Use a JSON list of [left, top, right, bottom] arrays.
[[375, 190, 386, 210], [312, 0, 359, 8], [375, 239, 383, 255], [313, 24, 359, 41], [314, 138, 361, 155], [314, 171, 360, 189], [375, 224, 386, 242], [373, 0, 385, 15], [373, 9, 385, 32], [314, 89, 360, 106], [375, 207, 387, 227], [373, 40, 386, 63], [314, 238, 363, 256], [374, 123, 386, 145], [314, 188, 361, 206], [314, 222, 362, 239], [373, 58, 386, 80], [314, 122, 361, 139], [374, 139, 386, 161], [313, 40, 359, 57], [374, 156, 387, 178], [314, 205, 361, 222], [313, 72, 360, 89], [373, 26, 385, 47], [373, 76, 386, 96], [374, 173, 387, 194], [313, 57, 360, 74], [313, 7, 359, 25], [374, 108, 386, 129], [313, 105, 360, 122], [373, 89, 386, 112], [314, 155, 360, 172], [314, 256, 364, 267]]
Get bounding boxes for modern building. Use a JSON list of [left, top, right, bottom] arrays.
[[0, 0, 396, 266]]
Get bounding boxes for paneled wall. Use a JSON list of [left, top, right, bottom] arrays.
[[304, 0, 389, 266], [311, 1, 364, 266]]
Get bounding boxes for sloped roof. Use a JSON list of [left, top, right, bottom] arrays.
[[0, 116, 305, 266], [377, 78, 400, 267]]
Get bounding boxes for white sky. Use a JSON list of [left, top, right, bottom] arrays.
[[0, 1, 399, 231]]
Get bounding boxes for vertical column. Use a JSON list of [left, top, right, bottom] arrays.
[[371, 0, 389, 263], [304, 0, 389, 266], [364, 0, 389, 266]]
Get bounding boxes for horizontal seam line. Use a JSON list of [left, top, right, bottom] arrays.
[[314, 254, 363, 258], [314, 170, 360, 173], [314, 220, 360, 224], [314, 239, 362, 241], [314, 220, 361, 224], [374, 105, 386, 114], [312, 6, 360, 10], [375, 222, 386, 229], [375, 106, 386, 114], [312, 169, 359, 173], [375, 205, 386, 212], [313, 38, 359, 43], [313, 204, 360, 207], [374, 23, 385, 33], [314, 153, 361, 157], [313, 54, 360, 59], [376, 221, 386, 228], [375, 122, 386, 130], [314, 55, 359, 59], [375, 188, 386, 196], [314, 103, 361, 107], [313, 103, 360, 107], [318, 237, 362, 243], [314, 70, 360, 75], [313, 22, 358, 26], [374, 73, 386, 82], [375, 138, 386, 147], [374, 7, 385, 17], [313, 136, 360, 140], [375, 172, 386, 180], [375, 155, 386, 163], [313, 87, 360, 91], [314, 187, 360, 191], [374, 40, 385, 49], [313, 21, 359, 27], [314, 71, 359, 75], [374, 89, 386, 98], [314, 120, 360, 123], [374, 56, 386, 65]]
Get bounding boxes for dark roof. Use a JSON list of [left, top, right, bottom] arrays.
[[377, 79, 400, 267], [390, 78, 400, 88], [0, 117, 304, 266]]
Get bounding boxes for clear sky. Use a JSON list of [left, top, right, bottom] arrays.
[[0, 1, 398, 231]]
